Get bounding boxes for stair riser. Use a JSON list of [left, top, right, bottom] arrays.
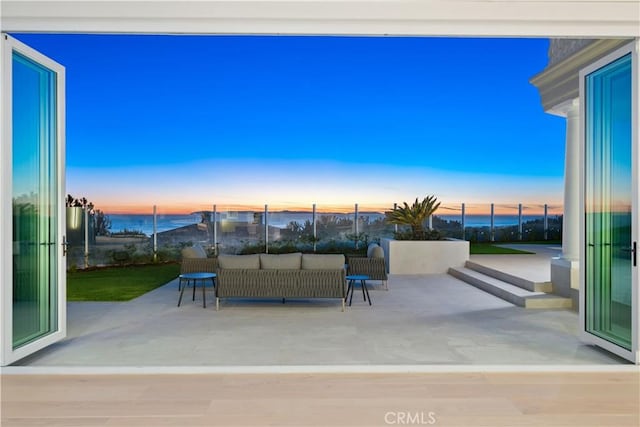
[[449, 268, 572, 310], [525, 299, 573, 309], [465, 261, 552, 292], [448, 269, 526, 307]]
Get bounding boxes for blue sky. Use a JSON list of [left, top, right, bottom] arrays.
[[13, 34, 564, 213]]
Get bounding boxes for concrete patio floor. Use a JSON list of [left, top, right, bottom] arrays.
[[11, 245, 629, 368]]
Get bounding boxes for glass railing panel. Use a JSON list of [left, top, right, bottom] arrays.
[[268, 207, 315, 253], [153, 205, 209, 261], [459, 203, 488, 242], [357, 205, 393, 246], [519, 203, 562, 242], [65, 204, 89, 270], [64, 200, 563, 268], [216, 207, 264, 254], [314, 208, 354, 253], [432, 203, 464, 240]]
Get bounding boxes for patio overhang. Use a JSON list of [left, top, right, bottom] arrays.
[[531, 39, 634, 114], [1, 0, 639, 37]]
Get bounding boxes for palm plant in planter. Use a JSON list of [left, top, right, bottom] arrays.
[[386, 195, 441, 240]]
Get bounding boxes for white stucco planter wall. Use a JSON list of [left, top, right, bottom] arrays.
[[381, 238, 469, 275]]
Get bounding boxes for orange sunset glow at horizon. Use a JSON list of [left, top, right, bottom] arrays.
[[96, 199, 564, 217]]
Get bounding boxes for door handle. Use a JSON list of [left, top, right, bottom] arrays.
[[62, 236, 68, 257], [621, 242, 637, 266]]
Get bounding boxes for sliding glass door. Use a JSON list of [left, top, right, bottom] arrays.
[[582, 42, 638, 363], [1, 34, 66, 365]]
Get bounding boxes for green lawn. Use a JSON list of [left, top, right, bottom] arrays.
[[469, 243, 535, 255], [67, 263, 180, 301]]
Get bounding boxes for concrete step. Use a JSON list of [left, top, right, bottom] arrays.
[[448, 267, 572, 309], [464, 260, 553, 292]]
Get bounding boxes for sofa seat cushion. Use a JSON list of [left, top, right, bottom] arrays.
[[301, 254, 345, 270], [218, 254, 260, 269], [260, 253, 302, 270]]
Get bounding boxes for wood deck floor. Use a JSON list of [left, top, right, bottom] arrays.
[[2, 371, 639, 426]]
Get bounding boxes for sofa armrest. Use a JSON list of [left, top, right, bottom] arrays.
[[180, 257, 218, 274], [347, 257, 387, 280]]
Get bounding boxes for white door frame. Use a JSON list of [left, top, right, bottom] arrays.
[[579, 40, 639, 364], [0, 34, 66, 366]]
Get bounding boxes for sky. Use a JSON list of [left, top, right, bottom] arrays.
[[13, 34, 565, 215]]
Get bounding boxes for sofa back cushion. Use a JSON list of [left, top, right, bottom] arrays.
[[181, 244, 207, 259], [260, 253, 302, 270], [301, 254, 345, 270], [218, 254, 260, 269]]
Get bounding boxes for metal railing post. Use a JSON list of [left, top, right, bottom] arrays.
[[461, 203, 466, 240], [153, 205, 157, 261], [312, 203, 317, 253], [518, 203, 523, 241], [393, 202, 398, 234], [354, 203, 359, 249], [264, 204, 269, 253], [84, 206, 89, 268], [544, 204, 549, 240], [490, 203, 495, 242], [213, 204, 217, 255]]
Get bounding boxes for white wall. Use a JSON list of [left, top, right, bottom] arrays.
[[381, 239, 469, 275], [1, 0, 639, 37]]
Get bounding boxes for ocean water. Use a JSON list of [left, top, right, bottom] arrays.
[[107, 213, 550, 236], [109, 214, 202, 236]]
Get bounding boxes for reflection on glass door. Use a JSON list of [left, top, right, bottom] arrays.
[[584, 53, 633, 350], [11, 47, 61, 349]]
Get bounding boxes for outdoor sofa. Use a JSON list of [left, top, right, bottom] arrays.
[[215, 252, 346, 310]]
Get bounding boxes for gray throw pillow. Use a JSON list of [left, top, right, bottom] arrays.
[[369, 245, 384, 259], [367, 243, 380, 258]]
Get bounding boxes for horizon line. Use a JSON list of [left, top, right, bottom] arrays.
[[101, 205, 564, 216]]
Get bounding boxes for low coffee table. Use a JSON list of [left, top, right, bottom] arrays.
[[345, 274, 371, 306], [178, 272, 216, 308]]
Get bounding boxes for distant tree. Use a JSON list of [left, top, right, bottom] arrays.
[[94, 210, 112, 236], [66, 194, 110, 236]]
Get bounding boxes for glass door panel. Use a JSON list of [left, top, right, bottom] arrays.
[[12, 51, 59, 348], [2, 34, 65, 366], [585, 53, 633, 350]]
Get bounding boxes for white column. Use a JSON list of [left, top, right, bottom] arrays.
[[562, 99, 580, 262], [550, 98, 580, 304]]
